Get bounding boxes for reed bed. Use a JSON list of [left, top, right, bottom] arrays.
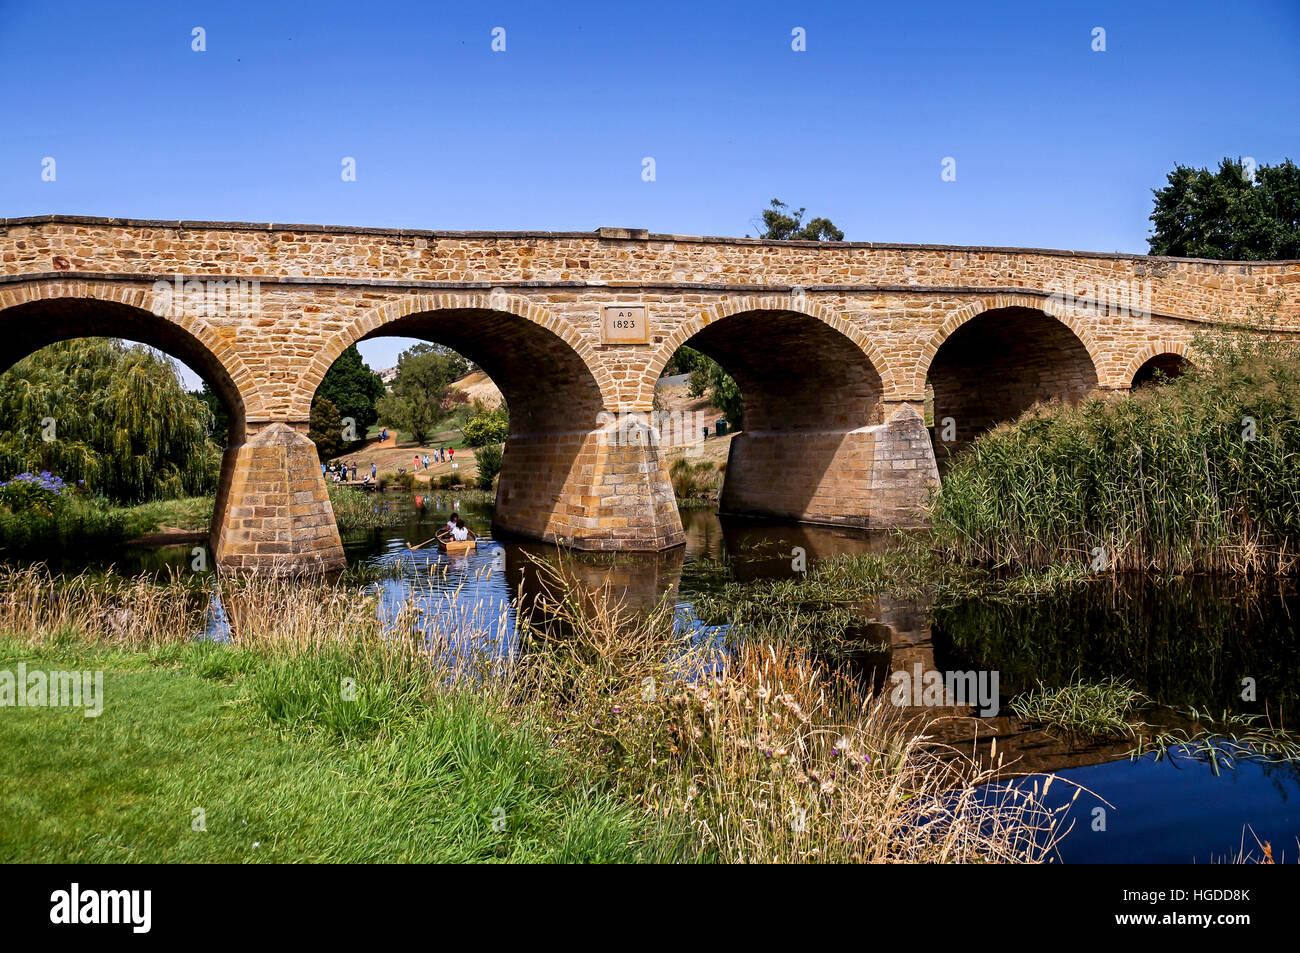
[[326, 484, 405, 532], [0, 564, 204, 649], [930, 333, 1300, 575], [669, 457, 719, 506], [1009, 678, 1147, 741]]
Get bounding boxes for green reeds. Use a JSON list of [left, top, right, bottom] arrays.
[[327, 484, 405, 531], [930, 332, 1300, 575], [670, 457, 718, 505], [1010, 678, 1148, 741]]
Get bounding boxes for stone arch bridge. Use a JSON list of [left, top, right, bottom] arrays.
[[2, 216, 1296, 572]]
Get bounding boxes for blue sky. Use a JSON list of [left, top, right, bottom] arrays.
[[2, 0, 1297, 383]]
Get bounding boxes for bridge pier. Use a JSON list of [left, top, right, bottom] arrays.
[[211, 422, 346, 574], [494, 424, 685, 551], [718, 402, 938, 529]]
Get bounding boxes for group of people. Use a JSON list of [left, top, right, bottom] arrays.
[[323, 444, 458, 487], [414, 447, 454, 470], [324, 460, 377, 484]]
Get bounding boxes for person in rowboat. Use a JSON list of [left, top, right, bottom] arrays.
[[449, 514, 477, 542], [435, 514, 460, 544]]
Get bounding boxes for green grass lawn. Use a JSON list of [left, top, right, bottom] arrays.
[[0, 639, 680, 863]]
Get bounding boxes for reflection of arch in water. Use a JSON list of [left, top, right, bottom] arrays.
[[717, 516, 902, 583], [504, 543, 686, 630]]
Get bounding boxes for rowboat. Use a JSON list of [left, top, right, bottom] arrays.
[[439, 538, 477, 555]]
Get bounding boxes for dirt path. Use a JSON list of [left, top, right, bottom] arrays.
[[330, 435, 477, 483]]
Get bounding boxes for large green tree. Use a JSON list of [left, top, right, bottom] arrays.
[[1149, 158, 1300, 260], [0, 339, 221, 502], [309, 396, 347, 460], [687, 357, 744, 429], [312, 345, 385, 449], [663, 345, 744, 428], [375, 344, 470, 444]]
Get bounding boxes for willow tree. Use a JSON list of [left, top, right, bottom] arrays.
[[0, 339, 222, 502]]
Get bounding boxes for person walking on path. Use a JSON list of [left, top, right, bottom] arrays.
[[447, 447, 455, 462], [370, 461, 377, 481]]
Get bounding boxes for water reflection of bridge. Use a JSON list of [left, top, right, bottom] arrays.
[[503, 513, 1206, 780]]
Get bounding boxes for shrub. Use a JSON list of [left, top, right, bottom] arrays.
[[462, 407, 510, 447], [0, 472, 128, 552], [378, 471, 415, 492], [669, 458, 717, 501], [474, 443, 503, 489]]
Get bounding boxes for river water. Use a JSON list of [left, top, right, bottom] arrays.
[[101, 493, 1300, 863]]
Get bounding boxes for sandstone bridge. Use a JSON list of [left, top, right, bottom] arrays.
[[2, 215, 1297, 573]]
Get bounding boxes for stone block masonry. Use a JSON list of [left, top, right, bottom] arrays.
[[1, 216, 1296, 572]]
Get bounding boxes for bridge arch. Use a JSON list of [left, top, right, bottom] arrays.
[[1123, 341, 1191, 389], [313, 292, 680, 549], [0, 279, 266, 567], [919, 295, 1101, 466], [641, 295, 896, 410], [306, 292, 614, 426], [644, 297, 930, 529], [0, 279, 250, 443], [912, 293, 1105, 398]]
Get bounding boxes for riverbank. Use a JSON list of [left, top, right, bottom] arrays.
[[0, 494, 215, 556], [0, 636, 673, 862]]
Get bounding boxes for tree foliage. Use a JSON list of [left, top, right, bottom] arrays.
[[309, 396, 347, 460], [190, 381, 231, 447], [754, 199, 845, 242], [688, 358, 744, 429], [312, 345, 385, 451], [474, 442, 504, 489], [462, 404, 510, 447], [1149, 158, 1300, 260], [375, 344, 470, 445], [0, 339, 221, 503], [662, 345, 712, 378], [663, 345, 745, 429]]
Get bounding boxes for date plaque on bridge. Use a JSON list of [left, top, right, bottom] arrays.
[[602, 305, 650, 345]]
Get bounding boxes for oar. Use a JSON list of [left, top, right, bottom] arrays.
[[407, 534, 445, 551]]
